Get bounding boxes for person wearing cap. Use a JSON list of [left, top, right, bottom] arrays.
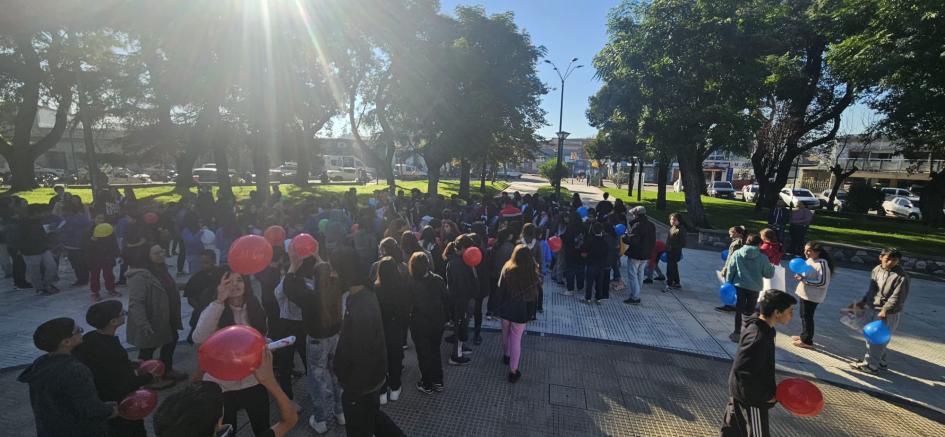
[[18, 317, 117, 437], [74, 300, 155, 437], [88, 215, 120, 301]]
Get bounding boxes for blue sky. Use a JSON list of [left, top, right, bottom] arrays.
[[439, 0, 873, 140]]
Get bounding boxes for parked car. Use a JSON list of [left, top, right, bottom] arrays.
[[817, 189, 847, 211], [779, 188, 820, 208], [496, 170, 523, 180], [882, 196, 922, 220], [742, 184, 758, 203], [881, 187, 918, 202], [706, 181, 736, 198]]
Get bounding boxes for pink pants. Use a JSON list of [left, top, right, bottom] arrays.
[[501, 319, 526, 372]]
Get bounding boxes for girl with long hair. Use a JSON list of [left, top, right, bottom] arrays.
[[792, 241, 835, 349], [495, 244, 540, 383], [443, 234, 478, 365]]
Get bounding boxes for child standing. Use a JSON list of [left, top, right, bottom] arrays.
[[664, 213, 687, 291], [720, 290, 796, 437], [88, 216, 120, 301], [408, 252, 447, 394], [791, 241, 834, 349], [495, 244, 541, 383], [716, 226, 746, 312], [759, 228, 784, 266]]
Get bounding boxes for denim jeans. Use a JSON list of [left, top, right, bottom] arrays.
[[307, 335, 344, 422], [864, 311, 901, 369], [626, 258, 646, 300], [23, 251, 57, 292]]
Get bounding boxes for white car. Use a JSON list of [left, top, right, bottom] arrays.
[[816, 189, 847, 211], [779, 188, 820, 208], [882, 196, 922, 220], [742, 184, 758, 203], [881, 187, 919, 202], [706, 181, 736, 198]]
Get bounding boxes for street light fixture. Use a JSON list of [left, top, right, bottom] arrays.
[[545, 57, 583, 204]]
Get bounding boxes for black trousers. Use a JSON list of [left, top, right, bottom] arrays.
[[411, 322, 444, 386], [382, 316, 406, 392], [341, 389, 406, 437], [799, 299, 819, 345], [733, 288, 759, 334], [8, 247, 28, 287], [720, 397, 770, 437], [271, 318, 307, 399], [176, 242, 186, 273], [789, 224, 808, 255], [222, 384, 270, 436], [584, 264, 607, 300], [138, 330, 178, 372], [451, 300, 470, 346], [565, 264, 585, 291], [666, 249, 682, 286], [66, 248, 89, 284], [108, 416, 146, 437], [473, 295, 485, 336]]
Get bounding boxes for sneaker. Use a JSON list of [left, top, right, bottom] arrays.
[[379, 392, 388, 405], [594, 299, 601, 305], [503, 355, 510, 365], [473, 335, 483, 346], [661, 287, 670, 293], [583, 299, 592, 304], [416, 382, 435, 395], [389, 387, 401, 401], [729, 332, 740, 343], [402, 344, 409, 350], [623, 298, 641, 305], [598, 298, 609, 302], [334, 412, 346, 426], [47, 284, 60, 293], [878, 363, 888, 371], [849, 361, 879, 374], [433, 382, 444, 392], [714, 306, 736, 313], [308, 416, 328, 434], [790, 335, 801, 342], [449, 355, 470, 365], [643, 278, 653, 284], [461, 345, 473, 355], [561, 290, 574, 296], [507, 370, 522, 383]]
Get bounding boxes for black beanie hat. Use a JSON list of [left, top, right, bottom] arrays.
[[33, 318, 77, 352]]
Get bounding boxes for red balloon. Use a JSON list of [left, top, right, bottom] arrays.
[[198, 325, 267, 381], [227, 235, 273, 275], [547, 236, 563, 253], [776, 378, 824, 417], [118, 389, 158, 420], [654, 240, 666, 253], [291, 233, 318, 258], [463, 247, 483, 267], [137, 359, 165, 377], [143, 212, 159, 225], [263, 226, 286, 247]]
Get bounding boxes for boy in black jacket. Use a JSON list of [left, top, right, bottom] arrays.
[[18, 317, 117, 437], [73, 300, 155, 437], [721, 289, 796, 437]]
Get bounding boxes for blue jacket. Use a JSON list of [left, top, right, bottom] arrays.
[[60, 214, 92, 249], [725, 245, 774, 292]]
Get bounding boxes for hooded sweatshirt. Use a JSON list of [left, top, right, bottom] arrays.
[[17, 353, 114, 437], [728, 315, 777, 407], [725, 245, 775, 292]]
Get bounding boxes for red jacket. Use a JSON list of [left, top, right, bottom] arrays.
[[759, 242, 784, 265]]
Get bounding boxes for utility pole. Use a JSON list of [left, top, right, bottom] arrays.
[[545, 58, 583, 204]]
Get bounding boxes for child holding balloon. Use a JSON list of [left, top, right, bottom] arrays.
[[791, 241, 835, 349], [850, 248, 910, 374]]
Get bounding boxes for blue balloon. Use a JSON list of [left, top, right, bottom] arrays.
[[863, 320, 891, 345], [615, 224, 627, 234], [577, 206, 588, 218], [720, 283, 737, 306], [789, 257, 810, 274], [721, 249, 729, 261], [660, 252, 668, 263]]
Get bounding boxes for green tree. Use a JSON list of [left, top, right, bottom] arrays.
[[539, 158, 570, 182]]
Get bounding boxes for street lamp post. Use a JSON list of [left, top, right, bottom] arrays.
[[545, 58, 583, 204]]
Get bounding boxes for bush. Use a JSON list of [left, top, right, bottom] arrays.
[[538, 158, 571, 182], [846, 182, 884, 213]]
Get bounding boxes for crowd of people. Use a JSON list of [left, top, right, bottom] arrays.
[[5, 182, 912, 437]]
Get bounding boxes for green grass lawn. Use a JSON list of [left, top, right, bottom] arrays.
[[14, 180, 510, 207], [601, 187, 945, 256]]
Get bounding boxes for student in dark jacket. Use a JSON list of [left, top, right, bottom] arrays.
[[581, 222, 610, 304], [561, 213, 586, 295], [74, 300, 155, 437], [622, 206, 656, 304], [408, 252, 447, 394], [374, 256, 412, 403], [720, 290, 796, 437], [331, 248, 405, 437], [18, 317, 117, 437], [19, 204, 58, 295], [182, 250, 225, 343], [664, 213, 687, 291], [444, 234, 479, 365]]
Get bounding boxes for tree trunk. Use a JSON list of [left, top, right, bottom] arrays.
[[459, 158, 471, 199], [174, 152, 197, 195], [656, 160, 669, 210], [919, 168, 945, 227], [213, 142, 232, 199], [5, 149, 38, 192], [627, 161, 635, 197], [80, 109, 100, 196], [252, 130, 271, 207], [479, 161, 487, 192], [676, 152, 710, 228], [427, 164, 441, 196], [826, 164, 856, 211]]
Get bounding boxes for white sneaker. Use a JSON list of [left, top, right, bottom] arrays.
[[334, 412, 346, 426], [560, 290, 574, 296], [379, 392, 388, 405], [389, 387, 402, 401], [308, 416, 328, 434]]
